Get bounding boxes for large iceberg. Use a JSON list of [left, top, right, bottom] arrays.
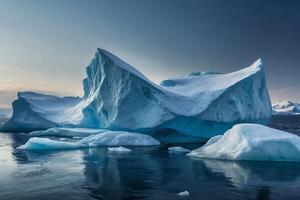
[[188, 124, 300, 161], [2, 48, 272, 143], [272, 100, 300, 115], [80, 49, 271, 142]]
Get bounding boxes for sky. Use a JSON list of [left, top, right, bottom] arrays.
[[0, 0, 300, 108]]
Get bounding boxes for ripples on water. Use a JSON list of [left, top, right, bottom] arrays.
[[1, 116, 300, 200]]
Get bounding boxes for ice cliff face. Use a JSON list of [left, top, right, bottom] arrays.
[[272, 101, 300, 115], [2, 49, 272, 143]]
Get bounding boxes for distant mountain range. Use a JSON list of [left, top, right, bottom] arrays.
[[272, 101, 300, 115]]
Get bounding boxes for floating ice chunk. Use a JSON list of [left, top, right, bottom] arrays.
[[108, 146, 132, 153], [79, 131, 160, 147], [168, 146, 191, 154], [188, 124, 300, 161], [30, 127, 105, 138], [17, 130, 160, 150], [177, 191, 190, 197], [17, 137, 83, 150]]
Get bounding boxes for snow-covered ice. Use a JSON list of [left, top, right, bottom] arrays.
[[168, 146, 191, 154], [272, 100, 300, 115], [188, 124, 300, 161], [17, 130, 160, 150], [2, 49, 272, 143], [108, 146, 132, 153]]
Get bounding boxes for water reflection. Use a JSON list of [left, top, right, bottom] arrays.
[[81, 147, 164, 200], [202, 159, 300, 187], [2, 133, 300, 200]]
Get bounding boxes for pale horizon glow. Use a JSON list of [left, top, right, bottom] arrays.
[[1, 0, 300, 108]]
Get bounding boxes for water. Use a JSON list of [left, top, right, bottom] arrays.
[[1, 116, 300, 200]]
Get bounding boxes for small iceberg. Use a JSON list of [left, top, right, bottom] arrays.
[[177, 191, 190, 197], [108, 146, 132, 153], [188, 124, 300, 162], [17, 130, 160, 150], [17, 137, 84, 150], [168, 146, 191, 154], [79, 131, 160, 147]]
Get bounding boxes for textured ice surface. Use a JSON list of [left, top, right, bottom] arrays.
[[272, 101, 300, 115], [188, 124, 300, 161], [30, 127, 105, 138], [18, 130, 160, 150], [168, 146, 191, 154], [108, 146, 132, 153], [3, 49, 272, 143]]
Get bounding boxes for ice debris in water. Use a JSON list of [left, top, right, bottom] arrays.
[[168, 146, 191, 154], [177, 191, 190, 197], [108, 146, 132, 153]]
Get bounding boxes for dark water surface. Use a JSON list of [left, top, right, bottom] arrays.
[[1, 116, 300, 200]]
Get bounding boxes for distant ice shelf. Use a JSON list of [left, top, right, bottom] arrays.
[[2, 48, 272, 143], [272, 100, 300, 115]]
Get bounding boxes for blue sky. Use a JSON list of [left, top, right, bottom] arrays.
[[0, 0, 300, 107]]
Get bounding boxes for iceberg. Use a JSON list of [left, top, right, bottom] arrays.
[[168, 146, 191, 154], [17, 130, 160, 150], [272, 100, 300, 115], [80, 49, 271, 143], [108, 146, 132, 153], [1, 92, 82, 132], [2, 48, 272, 143], [188, 124, 300, 161]]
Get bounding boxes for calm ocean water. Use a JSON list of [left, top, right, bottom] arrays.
[[1, 116, 300, 200]]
